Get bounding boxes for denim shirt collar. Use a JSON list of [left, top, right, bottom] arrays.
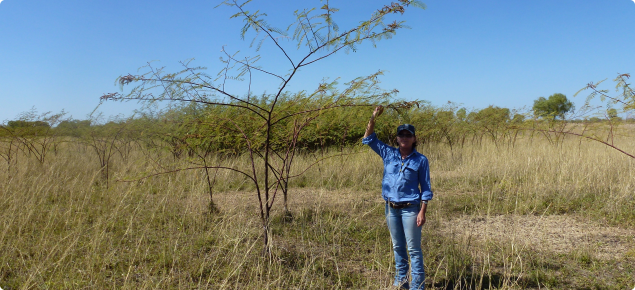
[[399, 148, 418, 160]]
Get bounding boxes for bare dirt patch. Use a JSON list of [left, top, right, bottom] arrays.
[[213, 188, 635, 262], [214, 188, 381, 212], [443, 214, 635, 260]]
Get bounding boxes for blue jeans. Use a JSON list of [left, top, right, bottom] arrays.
[[385, 203, 425, 290]]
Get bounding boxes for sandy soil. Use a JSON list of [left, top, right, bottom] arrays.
[[442, 214, 635, 260]]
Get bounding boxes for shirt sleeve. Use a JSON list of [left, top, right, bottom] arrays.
[[362, 132, 390, 160], [418, 156, 433, 201]]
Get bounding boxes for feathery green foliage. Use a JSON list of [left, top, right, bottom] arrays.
[[99, 0, 426, 250]]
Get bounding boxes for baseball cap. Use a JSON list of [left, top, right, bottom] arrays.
[[397, 124, 415, 135]]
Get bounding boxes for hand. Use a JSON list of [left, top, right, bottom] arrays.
[[416, 211, 426, 227], [372, 106, 384, 118]]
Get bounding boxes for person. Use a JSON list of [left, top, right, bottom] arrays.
[[362, 106, 433, 290]]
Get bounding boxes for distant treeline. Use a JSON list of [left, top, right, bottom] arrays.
[[1, 96, 632, 157]]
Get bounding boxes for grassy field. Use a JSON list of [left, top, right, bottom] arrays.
[[0, 132, 634, 289]]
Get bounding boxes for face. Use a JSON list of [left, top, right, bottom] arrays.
[[397, 130, 416, 150]]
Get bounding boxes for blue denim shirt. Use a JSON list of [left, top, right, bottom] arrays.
[[362, 132, 433, 203]]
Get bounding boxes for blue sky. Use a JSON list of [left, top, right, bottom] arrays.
[[1, 0, 634, 122]]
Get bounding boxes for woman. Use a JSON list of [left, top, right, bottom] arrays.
[[362, 106, 433, 290]]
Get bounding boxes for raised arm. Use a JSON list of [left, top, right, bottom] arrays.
[[363, 106, 384, 138]]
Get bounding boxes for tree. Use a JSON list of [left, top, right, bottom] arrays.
[[101, 0, 425, 250], [511, 113, 525, 123], [56, 119, 92, 137], [532, 93, 574, 120], [607, 108, 621, 121], [456, 107, 466, 121], [0, 109, 66, 164], [7, 120, 50, 129], [0, 126, 21, 178], [83, 118, 131, 189], [470, 105, 510, 146], [522, 73, 635, 160]]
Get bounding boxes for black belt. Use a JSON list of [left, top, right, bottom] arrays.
[[387, 201, 418, 209]]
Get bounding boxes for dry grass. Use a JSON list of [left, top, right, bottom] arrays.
[[0, 132, 634, 289], [443, 215, 635, 260]]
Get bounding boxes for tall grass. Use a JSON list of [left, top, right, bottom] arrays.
[[0, 133, 633, 289]]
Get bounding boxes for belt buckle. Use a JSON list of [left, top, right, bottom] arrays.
[[389, 202, 409, 209]]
